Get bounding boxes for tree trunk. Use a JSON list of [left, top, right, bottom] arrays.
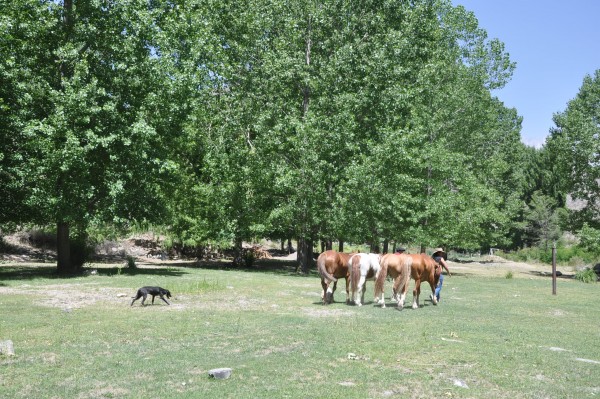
[[338, 241, 344, 253], [233, 236, 243, 266], [296, 238, 314, 274], [56, 221, 72, 274], [382, 239, 389, 254]]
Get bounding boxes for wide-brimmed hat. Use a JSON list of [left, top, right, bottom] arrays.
[[432, 247, 447, 260]]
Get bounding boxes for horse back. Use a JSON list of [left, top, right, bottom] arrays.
[[318, 250, 351, 279], [410, 253, 436, 282]]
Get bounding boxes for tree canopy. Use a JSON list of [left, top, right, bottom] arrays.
[[5, 0, 586, 272]]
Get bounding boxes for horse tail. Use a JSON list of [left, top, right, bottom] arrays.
[[398, 256, 412, 293], [350, 255, 359, 294], [317, 254, 337, 283], [374, 257, 388, 298]]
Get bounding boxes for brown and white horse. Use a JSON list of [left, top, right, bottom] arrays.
[[317, 250, 353, 305], [349, 253, 382, 306], [407, 253, 439, 309], [376, 253, 412, 309]]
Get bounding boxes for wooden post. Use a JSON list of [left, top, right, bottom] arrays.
[[552, 242, 557, 295]]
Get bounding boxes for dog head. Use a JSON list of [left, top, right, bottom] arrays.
[[163, 289, 172, 299]]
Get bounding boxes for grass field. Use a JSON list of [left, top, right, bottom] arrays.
[[1, 259, 599, 398]]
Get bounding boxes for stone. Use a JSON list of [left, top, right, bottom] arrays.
[[208, 368, 232, 379], [0, 340, 15, 356]]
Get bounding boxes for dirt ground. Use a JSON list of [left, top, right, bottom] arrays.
[[0, 232, 572, 312], [0, 231, 566, 276]]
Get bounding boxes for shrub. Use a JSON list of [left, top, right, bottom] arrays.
[[505, 271, 513, 279], [574, 268, 598, 283], [126, 255, 137, 269]]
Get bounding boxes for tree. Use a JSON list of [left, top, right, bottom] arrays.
[[3, 1, 174, 273], [523, 191, 564, 250], [546, 70, 600, 229]]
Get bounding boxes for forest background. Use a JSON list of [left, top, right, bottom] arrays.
[[1, 0, 599, 274]]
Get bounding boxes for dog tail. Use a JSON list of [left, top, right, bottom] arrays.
[[317, 254, 337, 283]]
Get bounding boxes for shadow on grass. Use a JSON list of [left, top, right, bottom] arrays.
[[177, 258, 321, 279], [0, 264, 187, 280], [528, 270, 574, 279], [0, 258, 318, 280]]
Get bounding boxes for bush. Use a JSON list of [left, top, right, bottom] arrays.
[[126, 255, 137, 269], [574, 268, 598, 283], [505, 271, 513, 279], [501, 245, 598, 266]]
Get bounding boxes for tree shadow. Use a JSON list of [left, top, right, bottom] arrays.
[[0, 257, 318, 281], [0, 264, 187, 280], [177, 258, 320, 279]]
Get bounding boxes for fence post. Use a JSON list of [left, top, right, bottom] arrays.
[[552, 242, 557, 295]]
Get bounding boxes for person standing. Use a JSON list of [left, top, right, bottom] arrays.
[[431, 247, 451, 302]]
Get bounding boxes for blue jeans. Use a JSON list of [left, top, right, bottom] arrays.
[[434, 273, 444, 300]]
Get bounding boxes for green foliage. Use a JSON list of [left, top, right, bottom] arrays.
[[500, 244, 598, 266], [522, 191, 565, 249], [578, 223, 600, 254], [125, 255, 137, 269], [574, 268, 598, 283], [505, 271, 513, 279], [546, 70, 600, 229], [2, 0, 527, 265]]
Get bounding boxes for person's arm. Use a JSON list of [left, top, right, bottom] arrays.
[[440, 258, 451, 276]]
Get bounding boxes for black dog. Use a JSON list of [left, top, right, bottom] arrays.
[[131, 286, 171, 306]]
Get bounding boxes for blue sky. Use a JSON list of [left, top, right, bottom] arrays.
[[453, 1, 600, 148]]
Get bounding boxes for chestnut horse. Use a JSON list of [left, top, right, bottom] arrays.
[[349, 253, 382, 306], [407, 253, 439, 308], [375, 253, 413, 309], [317, 250, 353, 305]]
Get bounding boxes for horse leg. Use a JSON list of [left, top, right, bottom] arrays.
[[345, 277, 350, 305], [356, 275, 366, 306], [360, 279, 366, 306], [399, 277, 409, 310], [321, 279, 327, 304], [329, 280, 338, 304], [429, 279, 438, 305], [393, 277, 404, 309], [412, 279, 421, 309]]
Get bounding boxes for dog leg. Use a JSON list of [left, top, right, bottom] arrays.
[[159, 295, 170, 305]]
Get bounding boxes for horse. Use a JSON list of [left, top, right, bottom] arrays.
[[375, 253, 412, 309], [317, 250, 353, 305], [349, 253, 382, 306], [407, 253, 439, 309]]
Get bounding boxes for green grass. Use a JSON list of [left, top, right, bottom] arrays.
[[1, 261, 599, 398]]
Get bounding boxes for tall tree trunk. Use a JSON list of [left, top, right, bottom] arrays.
[[297, 238, 313, 274], [338, 241, 344, 253], [382, 239, 389, 254], [233, 235, 243, 266], [56, 221, 72, 274]]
